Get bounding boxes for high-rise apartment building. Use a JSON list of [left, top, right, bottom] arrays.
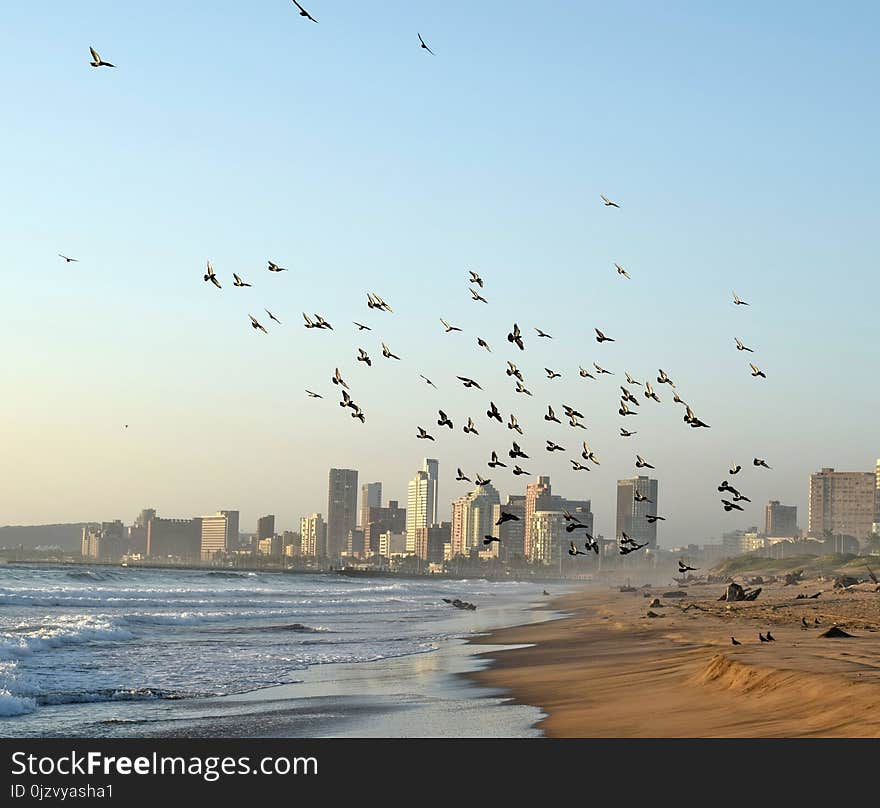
[[808, 467, 875, 541], [415, 522, 451, 563], [327, 468, 359, 561], [200, 513, 229, 560], [524, 477, 552, 558], [363, 500, 406, 555], [763, 501, 798, 537], [146, 517, 201, 560], [493, 495, 526, 560], [423, 459, 439, 520], [300, 513, 327, 557], [256, 514, 275, 542], [220, 510, 239, 550], [360, 482, 382, 529], [450, 484, 501, 557], [407, 467, 437, 554], [616, 476, 659, 547]]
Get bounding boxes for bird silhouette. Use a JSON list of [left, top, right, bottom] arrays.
[[545, 406, 561, 424], [732, 291, 749, 306], [305, 390, 322, 399], [314, 314, 332, 330], [514, 381, 532, 396], [470, 288, 488, 303], [678, 560, 698, 572], [749, 363, 767, 379], [507, 324, 524, 350], [354, 321, 372, 331], [58, 254, 79, 263], [735, 337, 754, 352], [265, 309, 282, 324], [488, 451, 506, 468], [721, 499, 744, 512], [620, 427, 637, 437], [546, 440, 565, 452], [456, 468, 471, 482], [463, 417, 479, 435], [487, 402, 502, 422], [635, 454, 654, 469], [89, 46, 115, 68], [579, 366, 596, 380], [357, 348, 372, 366], [468, 270, 483, 287], [457, 376, 482, 389], [495, 511, 519, 526], [382, 342, 401, 360], [419, 374, 437, 388], [332, 368, 349, 390], [437, 410, 453, 429], [477, 337, 492, 352], [615, 263, 630, 279], [753, 457, 772, 469], [512, 465, 530, 476], [644, 382, 661, 402], [441, 318, 462, 333], [569, 541, 588, 556], [625, 372, 642, 387], [483, 535, 500, 545], [475, 474, 491, 487], [618, 400, 638, 417], [600, 194, 620, 208], [418, 32, 434, 55], [507, 414, 523, 434], [657, 369, 675, 387], [292, 0, 318, 22], [729, 462, 742, 475], [416, 427, 435, 441], [593, 362, 613, 375], [731, 637, 741, 646], [248, 314, 268, 333], [570, 460, 591, 471], [267, 261, 287, 272], [545, 368, 562, 380], [535, 328, 553, 338], [633, 491, 652, 503], [508, 442, 528, 459], [204, 260, 222, 289], [233, 273, 252, 287], [505, 361, 523, 381], [645, 515, 666, 524], [595, 328, 615, 343]]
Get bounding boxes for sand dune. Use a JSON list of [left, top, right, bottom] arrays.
[[470, 581, 880, 737]]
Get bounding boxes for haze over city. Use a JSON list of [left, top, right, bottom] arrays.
[[1, 2, 878, 546]]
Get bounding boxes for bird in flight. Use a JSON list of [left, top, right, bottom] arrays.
[[595, 328, 614, 343], [657, 369, 675, 387], [507, 414, 523, 434], [749, 363, 767, 379], [487, 402, 502, 422], [645, 514, 666, 524], [382, 342, 401, 360], [292, 0, 318, 22], [618, 400, 638, 417], [267, 261, 287, 272], [636, 454, 655, 469], [507, 324, 524, 351], [644, 381, 661, 403], [305, 390, 322, 399], [625, 372, 642, 387], [579, 366, 596, 380], [477, 337, 492, 352], [753, 457, 772, 469], [535, 328, 553, 339], [419, 374, 437, 388], [672, 391, 686, 405], [354, 321, 371, 331], [729, 462, 742, 475], [570, 460, 590, 472], [265, 309, 282, 325], [483, 535, 500, 546], [368, 292, 393, 312], [204, 260, 221, 289], [569, 541, 588, 557], [495, 511, 520, 526], [89, 47, 115, 68], [545, 368, 562, 380], [721, 499, 744, 512], [332, 368, 349, 390], [437, 410, 453, 429], [506, 361, 524, 381], [678, 560, 699, 572], [735, 337, 754, 352], [512, 465, 530, 476], [314, 314, 332, 330], [416, 427, 435, 441], [620, 427, 637, 437], [633, 490, 652, 503], [600, 194, 620, 208], [351, 406, 365, 423], [457, 376, 482, 389], [475, 474, 491, 487], [732, 291, 749, 306], [441, 318, 462, 333], [545, 406, 561, 424], [233, 273, 252, 287], [470, 287, 488, 303], [546, 440, 565, 453], [593, 362, 613, 375], [614, 263, 630, 279], [463, 417, 479, 435], [357, 348, 372, 366], [58, 254, 78, 263], [488, 452, 507, 469], [303, 313, 318, 329], [418, 33, 434, 55], [581, 442, 599, 464], [456, 468, 471, 482], [514, 381, 532, 396], [468, 269, 483, 287], [509, 442, 528, 460], [248, 314, 268, 334]]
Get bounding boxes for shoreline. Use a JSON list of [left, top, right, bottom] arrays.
[[467, 581, 880, 737]]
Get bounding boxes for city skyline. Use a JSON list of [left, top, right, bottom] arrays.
[[2, 5, 879, 545]]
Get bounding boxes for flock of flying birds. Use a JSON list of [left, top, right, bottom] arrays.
[[82, 9, 771, 559]]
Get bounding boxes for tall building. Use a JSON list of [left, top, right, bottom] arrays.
[[327, 468, 359, 560], [256, 514, 275, 542], [722, 527, 763, 556], [415, 522, 451, 563], [450, 484, 501, 557], [220, 510, 239, 550], [493, 495, 526, 560], [346, 529, 366, 557], [529, 510, 566, 565], [808, 467, 875, 542], [146, 518, 200, 560], [81, 521, 125, 561], [764, 501, 798, 537], [363, 500, 406, 555], [524, 477, 551, 558], [360, 482, 382, 529], [300, 513, 327, 557], [423, 458, 439, 521], [200, 513, 229, 560], [616, 476, 659, 547], [135, 508, 156, 528], [407, 469, 437, 554]]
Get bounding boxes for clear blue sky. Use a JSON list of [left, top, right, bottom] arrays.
[[1, 1, 877, 544]]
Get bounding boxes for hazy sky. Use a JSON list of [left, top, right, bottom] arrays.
[[1, 2, 878, 545]]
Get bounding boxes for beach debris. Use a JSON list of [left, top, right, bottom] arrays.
[[820, 625, 854, 638], [783, 570, 804, 586], [662, 590, 688, 598], [759, 632, 770, 642], [744, 587, 762, 601], [720, 582, 746, 602], [796, 591, 821, 599], [442, 598, 477, 611], [646, 610, 662, 618], [867, 566, 878, 585], [619, 585, 637, 593], [649, 597, 661, 608], [833, 575, 860, 589]]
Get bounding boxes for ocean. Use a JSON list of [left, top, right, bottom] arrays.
[[0, 564, 562, 737]]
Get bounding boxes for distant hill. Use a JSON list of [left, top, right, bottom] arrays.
[[0, 523, 87, 550]]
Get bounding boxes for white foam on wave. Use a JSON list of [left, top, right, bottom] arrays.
[[0, 615, 134, 661], [0, 690, 36, 716]]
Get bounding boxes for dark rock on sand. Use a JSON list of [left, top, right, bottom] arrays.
[[820, 625, 854, 638]]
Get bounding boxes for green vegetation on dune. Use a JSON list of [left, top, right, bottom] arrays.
[[711, 553, 865, 578]]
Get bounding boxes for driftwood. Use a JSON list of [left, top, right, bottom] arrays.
[[743, 587, 762, 601], [662, 590, 688, 598], [719, 582, 746, 602], [783, 570, 804, 586]]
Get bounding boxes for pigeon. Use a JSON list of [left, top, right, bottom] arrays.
[[483, 535, 500, 546], [267, 260, 287, 272], [753, 457, 772, 469], [546, 440, 565, 452], [416, 427, 435, 441], [535, 328, 553, 338], [512, 464, 530, 476], [58, 254, 79, 263], [625, 372, 642, 387], [633, 491, 652, 503], [721, 499, 744, 512], [508, 442, 528, 459], [735, 337, 754, 352], [618, 400, 638, 417], [487, 402, 502, 422], [645, 515, 666, 524], [456, 468, 471, 482], [488, 451, 507, 469], [644, 382, 661, 402], [420, 374, 437, 388], [595, 328, 614, 343], [265, 309, 282, 324], [332, 368, 349, 390], [620, 428, 637, 437], [615, 263, 630, 279], [678, 561, 698, 572], [305, 390, 322, 398], [732, 291, 749, 306], [729, 462, 742, 475], [382, 342, 401, 360], [475, 474, 491, 487], [507, 324, 524, 351], [233, 273, 252, 287], [314, 314, 332, 329], [495, 511, 520, 526], [562, 405, 584, 419], [545, 406, 561, 424], [417, 32, 434, 55], [507, 414, 523, 435], [749, 363, 767, 379], [470, 287, 488, 303], [89, 46, 115, 68], [477, 337, 492, 352], [437, 410, 453, 429], [731, 637, 742, 646], [657, 369, 675, 387], [339, 390, 354, 408], [204, 260, 222, 289], [441, 318, 462, 333], [766, 631, 775, 641], [468, 270, 483, 287], [581, 442, 599, 464], [303, 313, 318, 329], [569, 541, 588, 556], [357, 348, 372, 366], [351, 406, 365, 423], [248, 314, 268, 333], [354, 321, 372, 331], [368, 293, 393, 312], [505, 361, 524, 381], [545, 368, 562, 380], [463, 417, 479, 435], [568, 416, 587, 430], [672, 391, 686, 405], [457, 376, 482, 389], [514, 381, 533, 396], [570, 460, 591, 471], [759, 633, 769, 643], [600, 194, 620, 208], [593, 362, 612, 375], [292, 0, 318, 22], [619, 541, 647, 555], [579, 366, 596, 380]]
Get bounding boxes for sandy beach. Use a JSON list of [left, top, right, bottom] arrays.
[[471, 578, 880, 737]]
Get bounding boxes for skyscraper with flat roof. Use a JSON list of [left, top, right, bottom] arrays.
[[220, 510, 239, 550], [764, 501, 798, 537], [300, 513, 326, 557], [406, 468, 436, 555], [256, 514, 275, 542], [808, 467, 875, 542], [327, 468, 358, 561], [360, 482, 382, 529], [616, 476, 659, 547], [524, 476, 551, 558], [200, 513, 228, 560], [423, 458, 439, 521]]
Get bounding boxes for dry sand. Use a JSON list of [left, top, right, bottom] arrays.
[[470, 578, 880, 737]]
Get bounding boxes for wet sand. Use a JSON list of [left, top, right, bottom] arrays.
[[470, 579, 880, 737]]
